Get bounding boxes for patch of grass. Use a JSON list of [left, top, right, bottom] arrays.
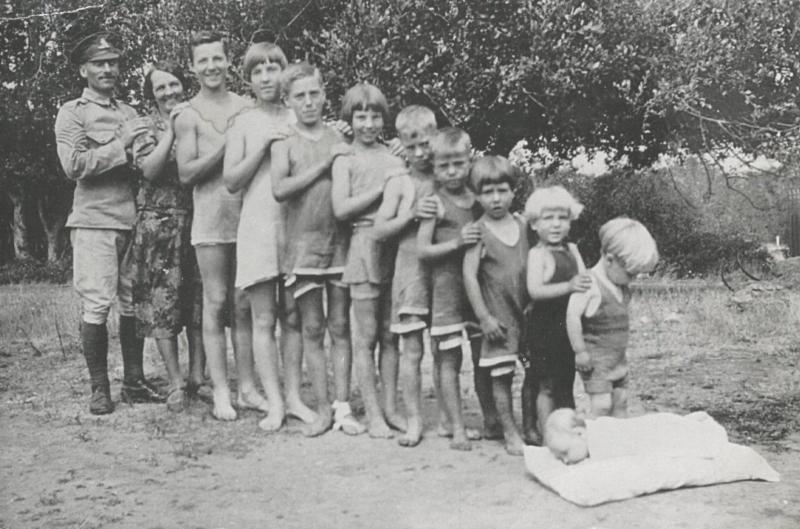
[[0, 258, 72, 285], [702, 394, 800, 446]]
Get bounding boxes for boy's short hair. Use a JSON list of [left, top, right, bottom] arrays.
[[340, 82, 389, 124], [470, 155, 518, 192], [524, 185, 583, 221], [600, 217, 659, 274], [189, 30, 227, 62], [430, 127, 471, 159], [242, 42, 287, 81], [281, 61, 322, 96], [395, 105, 436, 137]]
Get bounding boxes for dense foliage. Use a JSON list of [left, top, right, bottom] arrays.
[[2, 0, 799, 273]]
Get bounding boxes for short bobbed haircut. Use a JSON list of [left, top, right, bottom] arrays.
[[242, 42, 287, 82], [600, 217, 659, 274], [470, 155, 518, 192], [188, 30, 227, 62], [142, 60, 188, 101], [524, 185, 584, 221], [340, 83, 389, 124], [395, 105, 436, 137], [281, 61, 323, 97], [430, 127, 471, 158]]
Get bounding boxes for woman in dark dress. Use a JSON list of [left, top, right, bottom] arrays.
[[131, 61, 207, 411]]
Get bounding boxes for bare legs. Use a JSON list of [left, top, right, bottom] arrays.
[[247, 281, 285, 431], [295, 288, 333, 437], [522, 369, 541, 445], [280, 289, 316, 424], [327, 284, 360, 434], [397, 329, 424, 447], [195, 244, 261, 420], [437, 346, 470, 451], [492, 374, 525, 455], [352, 291, 401, 438]]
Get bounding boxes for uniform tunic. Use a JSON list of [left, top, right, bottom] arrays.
[[55, 87, 139, 229], [54, 87, 139, 323]]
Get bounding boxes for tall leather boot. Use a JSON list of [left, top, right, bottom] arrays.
[[81, 322, 113, 414]]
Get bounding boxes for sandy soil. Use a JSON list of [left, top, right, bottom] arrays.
[[1, 285, 799, 529]]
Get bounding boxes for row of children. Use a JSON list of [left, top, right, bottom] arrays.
[[211, 35, 659, 454], [60, 29, 659, 455]]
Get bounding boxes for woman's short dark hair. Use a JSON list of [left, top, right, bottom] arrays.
[[143, 60, 189, 101]]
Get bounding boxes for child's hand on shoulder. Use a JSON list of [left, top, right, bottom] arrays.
[[263, 123, 293, 146], [568, 272, 593, 293], [575, 351, 592, 373], [480, 315, 507, 343], [458, 222, 481, 247], [168, 102, 191, 127], [415, 196, 439, 220], [329, 119, 353, 138], [386, 137, 405, 158]]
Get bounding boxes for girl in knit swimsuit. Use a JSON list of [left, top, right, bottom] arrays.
[[524, 186, 592, 441]]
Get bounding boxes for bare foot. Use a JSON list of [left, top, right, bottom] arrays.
[[437, 423, 482, 441], [397, 417, 423, 447], [236, 390, 270, 413], [367, 417, 394, 439], [303, 408, 333, 438], [483, 422, 505, 441], [450, 431, 473, 451], [258, 409, 285, 433], [286, 398, 318, 424], [505, 432, 525, 456], [212, 389, 237, 421], [384, 411, 408, 433]]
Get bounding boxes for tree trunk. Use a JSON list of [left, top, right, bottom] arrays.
[[8, 189, 33, 260], [37, 195, 67, 262]]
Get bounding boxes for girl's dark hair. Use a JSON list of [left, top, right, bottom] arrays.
[[470, 155, 518, 192], [143, 60, 189, 101]]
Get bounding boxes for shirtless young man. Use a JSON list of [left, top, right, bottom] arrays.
[[174, 31, 267, 420]]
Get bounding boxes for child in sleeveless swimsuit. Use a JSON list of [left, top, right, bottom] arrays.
[[524, 186, 592, 443], [566, 218, 659, 418], [373, 105, 440, 447], [416, 127, 483, 451], [463, 155, 531, 455], [331, 82, 406, 438], [271, 62, 353, 437]]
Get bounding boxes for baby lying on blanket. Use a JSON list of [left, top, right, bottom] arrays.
[[545, 408, 729, 464], [526, 408, 779, 506]]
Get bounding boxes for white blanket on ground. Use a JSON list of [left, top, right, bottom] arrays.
[[524, 413, 780, 506]]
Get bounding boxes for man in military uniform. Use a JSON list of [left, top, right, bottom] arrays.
[[55, 33, 164, 414]]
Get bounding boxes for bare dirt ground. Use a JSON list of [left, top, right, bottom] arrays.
[[1, 283, 799, 529]]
